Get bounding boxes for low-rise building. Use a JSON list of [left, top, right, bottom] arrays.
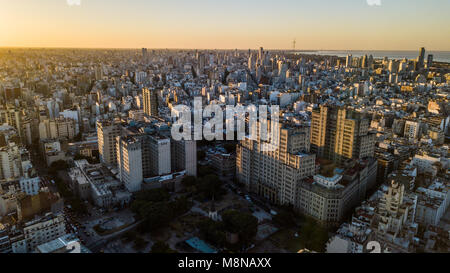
[[415, 179, 450, 226]]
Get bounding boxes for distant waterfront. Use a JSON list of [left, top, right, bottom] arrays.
[[295, 50, 450, 63]]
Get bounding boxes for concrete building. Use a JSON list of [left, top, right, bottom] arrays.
[[296, 159, 377, 226], [411, 154, 442, 176], [404, 120, 421, 140], [373, 180, 418, 253], [143, 88, 159, 117], [147, 134, 171, 176], [171, 139, 197, 177], [117, 136, 143, 193], [310, 106, 375, 165], [415, 180, 449, 226], [19, 177, 41, 196], [97, 120, 122, 166], [237, 122, 316, 206], [210, 152, 236, 179], [38, 118, 76, 141], [326, 222, 370, 253], [22, 213, 66, 253], [0, 142, 23, 181], [68, 160, 131, 208], [0, 105, 30, 145], [40, 139, 66, 167], [36, 233, 90, 253]]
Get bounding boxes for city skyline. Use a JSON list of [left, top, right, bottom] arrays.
[[0, 0, 449, 259], [1, 0, 449, 50]]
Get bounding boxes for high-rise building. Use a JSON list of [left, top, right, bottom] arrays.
[[0, 142, 23, 180], [171, 139, 197, 177], [373, 180, 418, 253], [388, 60, 399, 73], [143, 88, 159, 117], [361, 55, 368, 68], [142, 48, 148, 60], [135, 71, 147, 84], [236, 122, 316, 205], [404, 120, 421, 140], [117, 136, 143, 193], [258, 47, 264, 63], [19, 177, 41, 196], [427, 54, 434, 69], [38, 118, 77, 141], [310, 105, 375, 164], [97, 120, 122, 166], [0, 105, 31, 144], [418, 47, 426, 70], [248, 53, 256, 71], [116, 132, 173, 192], [94, 65, 103, 81], [143, 134, 171, 177], [197, 53, 206, 75], [346, 54, 353, 68]]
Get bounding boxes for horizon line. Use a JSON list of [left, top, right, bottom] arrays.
[[1, 46, 449, 52]]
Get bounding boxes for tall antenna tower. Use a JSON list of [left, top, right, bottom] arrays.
[[292, 39, 296, 51]]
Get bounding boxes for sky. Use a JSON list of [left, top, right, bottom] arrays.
[[0, 0, 449, 50]]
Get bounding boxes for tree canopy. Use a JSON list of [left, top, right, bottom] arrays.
[[222, 210, 258, 245]]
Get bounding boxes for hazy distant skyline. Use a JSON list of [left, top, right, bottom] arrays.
[[1, 0, 449, 50]]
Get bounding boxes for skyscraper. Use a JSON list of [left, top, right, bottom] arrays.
[[142, 48, 148, 60], [427, 54, 434, 68], [346, 54, 353, 68], [418, 47, 426, 70], [258, 47, 264, 63], [248, 53, 256, 71], [236, 122, 316, 205], [117, 135, 143, 193], [361, 55, 368, 68], [310, 105, 375, 164], [97, 120, 122, 166], [143, 88, 159, 117]]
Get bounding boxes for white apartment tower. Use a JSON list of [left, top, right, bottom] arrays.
[[117, 136, 143, 193], [0, 142, 23, 180], [97, 120, 122, 166], [148, 136, 171, 176]]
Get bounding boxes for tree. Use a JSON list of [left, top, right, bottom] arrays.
[[150, 241, 177, 253], [131, 189, 192, 233], [133, 236, 148, 250], [298, 217, 329, 252], [49, 160, 69, 174], [199, 218, 226, 247], [135, 188, 170, 203], [273, 211, 296, 228], [122, 231, 138, 243], [74, 154, 99, 164], [196, 175, 225, 200], [181, 176, 197, 188], [139, 202, 174, 231], [222, 210, 258, 245], [169, 197, 192, 217]]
